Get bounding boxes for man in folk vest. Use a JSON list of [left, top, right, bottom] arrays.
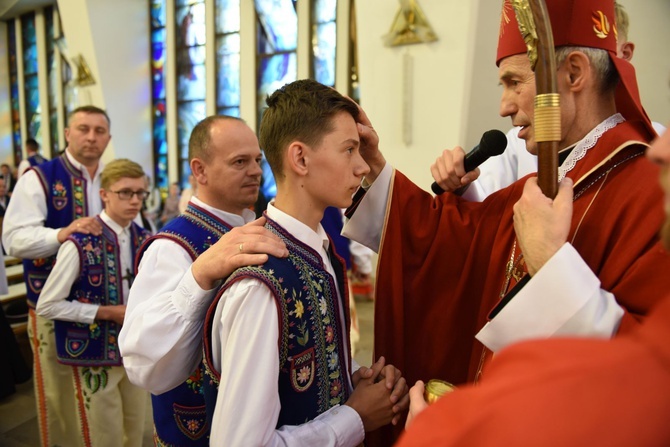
[[119, 115, 287, 446], [3, 105, 110, 447]]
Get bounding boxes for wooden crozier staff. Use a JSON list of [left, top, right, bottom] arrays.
[[511, 0, 559, 198]]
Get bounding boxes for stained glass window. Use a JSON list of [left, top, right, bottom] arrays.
[[8, 22, 22, 164], [22, 12, 41, 147], [348, 0, 359, 103], [255, 0, 298, 127], [151, 0, 168, 191], [176, 0, 207, 188], [45, 6, 59, 156], [215, 0, 240, 117], [312, 0, 336, 87]]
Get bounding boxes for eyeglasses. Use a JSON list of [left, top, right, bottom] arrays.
[[109, 189, 149, 200]]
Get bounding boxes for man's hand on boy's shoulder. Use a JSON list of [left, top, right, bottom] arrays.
[[191, 217, 288, 290]]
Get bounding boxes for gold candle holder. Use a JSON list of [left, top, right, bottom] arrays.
[[424, 379, 456, 404]]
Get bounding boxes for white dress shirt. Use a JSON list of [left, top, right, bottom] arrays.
[[343, 119, 627, 353], [119, 197, 256, 394], [17, 159, 30, 178], [209, 203, 364, 447], [36, 211, 133, 323], [2, 150, 104, 259]]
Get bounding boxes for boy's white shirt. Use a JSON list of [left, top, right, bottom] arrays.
[[209, 202, 364, 447], [36, 210, 134, 323]]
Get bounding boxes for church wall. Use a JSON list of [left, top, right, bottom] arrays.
[[57, 0, 152, 173]]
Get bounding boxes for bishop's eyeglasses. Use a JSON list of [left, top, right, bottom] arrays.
[[110, 189, 150, 200]]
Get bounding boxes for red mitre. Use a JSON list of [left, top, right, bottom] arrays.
[[496, 0, 655, 138]]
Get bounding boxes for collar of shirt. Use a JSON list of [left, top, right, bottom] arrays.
[[266, 202, 330, 254], [64, 148, 104, 182], [99, 210, 131, 237], [189, 196, 256, 227]]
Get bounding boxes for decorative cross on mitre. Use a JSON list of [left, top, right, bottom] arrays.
[[383, 0, 438, 47]]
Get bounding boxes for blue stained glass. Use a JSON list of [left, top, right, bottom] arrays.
[[177, 63, 206, 100], [216, 0, 240, 33], [176, 3, 206, 48], [255, 0, 297, 52], [25, 75, 39, 107], [153, 71, 165, 99], [259, 156, 277, 200], [181, 160, 192, 188], [152, 28, 166, 60], [314, 0, 337, 23], [151, 0, 166, 28], [217, 34, 240, 108], [258, 53, 297, 124], [152, 0, 168, 191], [217, 53, 240, 107], [9, 22, 21, 163], [23, 45, 38, 74], [178, 44, 206, 65], [22, 15, 37, 74], [153, 99, 168, 190], [258, 53, 297, 93], [25, 74, 40, 140], [177, 100, 206, 182], [177, 0, 207, 104], [153, 101, 167, 147], [313, 22, 336, 86], [22, 15, 36, 44], [217, 106, 240, 117], [178, 101, 206, 148], [45, 8, 54, 71], [217, 31, 240, 53]]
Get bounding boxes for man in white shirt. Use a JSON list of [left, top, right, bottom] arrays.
[[202, 80, 408, 446], [36, 159, 151, 447], [119, 115, 287, 446], [3, 105, 110, 447], [17, 137, 48, 178]]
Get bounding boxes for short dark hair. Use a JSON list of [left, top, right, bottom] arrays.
[[26, 138, 40, 152], [188, 115, 244, 162], [67, 105, 111, 128], [259, 79, 359, 181]]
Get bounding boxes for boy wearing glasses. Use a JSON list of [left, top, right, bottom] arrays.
[[36, 159, 151, 447]]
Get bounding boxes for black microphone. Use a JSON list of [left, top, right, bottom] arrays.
[[431, 129, 508, 195]]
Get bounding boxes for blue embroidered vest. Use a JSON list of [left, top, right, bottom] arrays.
[[28, 154, 47, 167], [24, 155, 91, 308], [138, 203, 233, 447], [321, 206, 352, 269], [202, 216, 352, 430], [54, 217, 149, 366]]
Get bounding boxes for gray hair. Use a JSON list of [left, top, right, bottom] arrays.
[[555, 46, 619, 94]]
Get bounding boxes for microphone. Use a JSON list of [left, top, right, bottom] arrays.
[[431, 129, 508, 195]]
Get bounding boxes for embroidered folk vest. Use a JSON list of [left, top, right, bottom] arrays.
[[54, 218, 149, 366], [28, 154, 47, 167], [138, 203, 233, 446], [24, 155, 91, 308], [202, 216, 352, 430]]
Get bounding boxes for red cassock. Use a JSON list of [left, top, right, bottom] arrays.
[[395, 294, 670, 447], [367, 121, 670, 444]]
